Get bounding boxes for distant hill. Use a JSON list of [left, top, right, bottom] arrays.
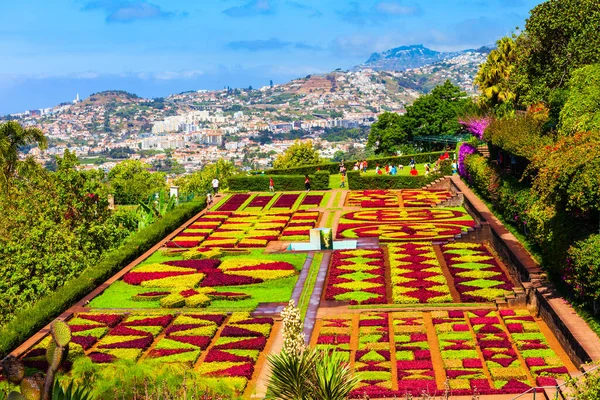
[[357, 44, 492, 72]]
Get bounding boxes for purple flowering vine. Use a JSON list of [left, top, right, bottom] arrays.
[[458, 143, 477, 181], [459, 116, 491, 140]]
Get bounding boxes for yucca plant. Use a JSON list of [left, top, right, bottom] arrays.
[[267, 349, 360, 400], [266, 349, 317, 400], [312, 351, 360, 400]]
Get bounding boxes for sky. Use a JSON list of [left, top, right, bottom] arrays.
[[0, 0, 543, 114]]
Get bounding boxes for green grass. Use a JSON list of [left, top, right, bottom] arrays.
[[298, 252, 323, 320]]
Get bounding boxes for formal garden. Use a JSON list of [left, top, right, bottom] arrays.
[[2, 187, 584, 399]]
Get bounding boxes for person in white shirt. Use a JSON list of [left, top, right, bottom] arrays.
[[212, 177, 219, 194]]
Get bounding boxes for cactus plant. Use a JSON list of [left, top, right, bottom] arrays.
[[20, 377, 42, 400], [1, 356, 25, 384], [50, 322, 71, 348]]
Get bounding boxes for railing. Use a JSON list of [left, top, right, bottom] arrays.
[[511, 365, 600, 400]]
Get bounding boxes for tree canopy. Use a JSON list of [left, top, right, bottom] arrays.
[[107, 160, 167, 205], [475, 37, 517, 112], [273, 140, 321, 169], [173, 159, 237, 196], [367, 81, 472, 155], [0, 121, 46, 190], [559, 64, 600, 136]]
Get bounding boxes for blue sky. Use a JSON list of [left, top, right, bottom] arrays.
[[0, 0, 542, 114]]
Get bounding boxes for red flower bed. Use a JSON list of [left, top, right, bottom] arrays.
[[177, 232, 209, 237], [220, 326, 263, 337], [124, 315, 174, 327], [79, 314, 123, 327], [272, 194, 299, 209], [301, 194, 323, 206], [109, 326, 151, 336], [124, 271, 197, 285], [187, 314, 227, 325], [234, 317, 274, 325], [170, 335, 212, 349], [89, 352, 115, 363], [148, 348, 193, 358], [166, 241, 202, 248], [218, 194, 251, 212], [98, 336, 153, 349], [200, 271, 263, 287], [207, 363, 254, 379], [165, 324, 203, 335], [213, 336, 267, 350], [71, 335, 97, 350], [204, 349, 254, 363], [164, 259, 222, 270], [247, 195, 272, 209]]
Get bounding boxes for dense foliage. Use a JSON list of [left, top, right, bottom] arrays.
[[174, 159, 237, 196], [559, 64, 600, 136], [484, 114, 552, 160], [474, 37, 517, 112], [0, 150, 132, 325], [0, 198, 205, 357], [565, 235, 600, 302], [107, 160, 167, 205], [272, 140, 321, 169], [367, 81, 473, 155]]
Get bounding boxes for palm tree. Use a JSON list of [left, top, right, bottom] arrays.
[[0, 121, 47, 188], [475, 36, 517, 107]]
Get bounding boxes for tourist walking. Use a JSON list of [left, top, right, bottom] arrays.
[[304, 175, 311, 191], [363, 160, 368, 173], [409, 157, 415, 169], [425, 163, 430, 175], [269, 176, 274, 192], [212, 177, 219, 194], [340, 172, 346, 188]]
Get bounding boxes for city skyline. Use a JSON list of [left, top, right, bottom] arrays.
[[0, 0, 541, 114]]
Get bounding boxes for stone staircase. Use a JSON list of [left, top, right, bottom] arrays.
[[422, 176, 451, 191], [477, 144, 490, 158], [495, 286, 528, 309]]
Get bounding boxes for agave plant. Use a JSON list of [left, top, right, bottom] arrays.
[[50, 381, 92, 400], [312, 351, 360, 400]]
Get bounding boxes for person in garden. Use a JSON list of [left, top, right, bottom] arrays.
[[410, 167, 418, 176], [340, 172, 346, 188], [269, 176, 274, 192], [409, 157, 415, 168], [363, 160, 368, 173], [304, 175, 311, 191], [390, 165, 397, 175], [212, 177, 219, 194], [452, 161, 458, 174], [206, 192, 213, 205], [385, 164, 390, 174], [425, 163, 430, 175], [375, 164, 380, 174], [398, 164, 404, 170]]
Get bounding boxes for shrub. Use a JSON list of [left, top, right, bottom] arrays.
[[565, 235, 600, 303], [228, 172, 329, 191], [0, 199, 206, 358], [346, 171, 439, 190], [265, 151, 455, 175]]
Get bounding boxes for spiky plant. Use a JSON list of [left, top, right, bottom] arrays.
[[266, 349, 317, 400], [311, 351, 361, 400]]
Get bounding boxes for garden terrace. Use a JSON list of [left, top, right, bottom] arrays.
[[8, 186, 591, 399]]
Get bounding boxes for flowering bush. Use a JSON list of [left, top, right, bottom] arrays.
[[458, 142, 477, 181], [459, 116, 491, 140]]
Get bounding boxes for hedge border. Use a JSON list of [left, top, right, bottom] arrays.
[[346, 171, 441, 190], [0, 199, 206, 358], [228, 171, 330, 192], [265, 151, 455, 175]]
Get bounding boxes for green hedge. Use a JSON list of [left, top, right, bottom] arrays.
[[228, 171, 330, 191], [0, 199, 206, 358], [265, 151, 455, 175], [347, 171, 441, 190]]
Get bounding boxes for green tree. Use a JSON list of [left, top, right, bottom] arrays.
[[0, 121, 46, 189], [366, 111, 407, 155], [559, 64, 600, 136], [513, 0, 600, 105], [402, 80, 473, 137], [173, 159, 237, 196], [331, 150, 345, 163], [273, 141, 321, 169], [475, 36, 517, 111], [107, 160, 167, 205]]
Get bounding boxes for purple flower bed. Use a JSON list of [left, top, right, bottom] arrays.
[[458, 142, 477, 180], [271, 194, 299, 209], [301, 194, 323, 206], [213, 336, 267, 350], [247, 195, 272, 209], [98, 335, 153, 349], [89, 352, 116, 363], [79, 314, 123, 327]]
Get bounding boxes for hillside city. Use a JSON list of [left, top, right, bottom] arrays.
[[3, 50, 487, 174]]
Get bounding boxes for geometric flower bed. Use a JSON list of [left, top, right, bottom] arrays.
[[392, 312, 437, 395], [352, 313, 394, 398], [147, 313, 226, 364], [280, 211, 320, 241], [299, 193, 325, 210], [315, 314, 352, 360], [431, 310, 490, 394], [336, 207, 476, 242], [217, 194, 252, 212], [324, 249, 387, 305], [500, 309, 570, 387], [346, 190, 399, 208], [388, 243, 452, 304], [442, 243, 513, 302], [199, 313, 274, 394], [80, 249, 307, 312], [212, 192, 327, 213], [401, 190, 453, 207], [468, 310, 532, 392], [89, 314, 175, 363]]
